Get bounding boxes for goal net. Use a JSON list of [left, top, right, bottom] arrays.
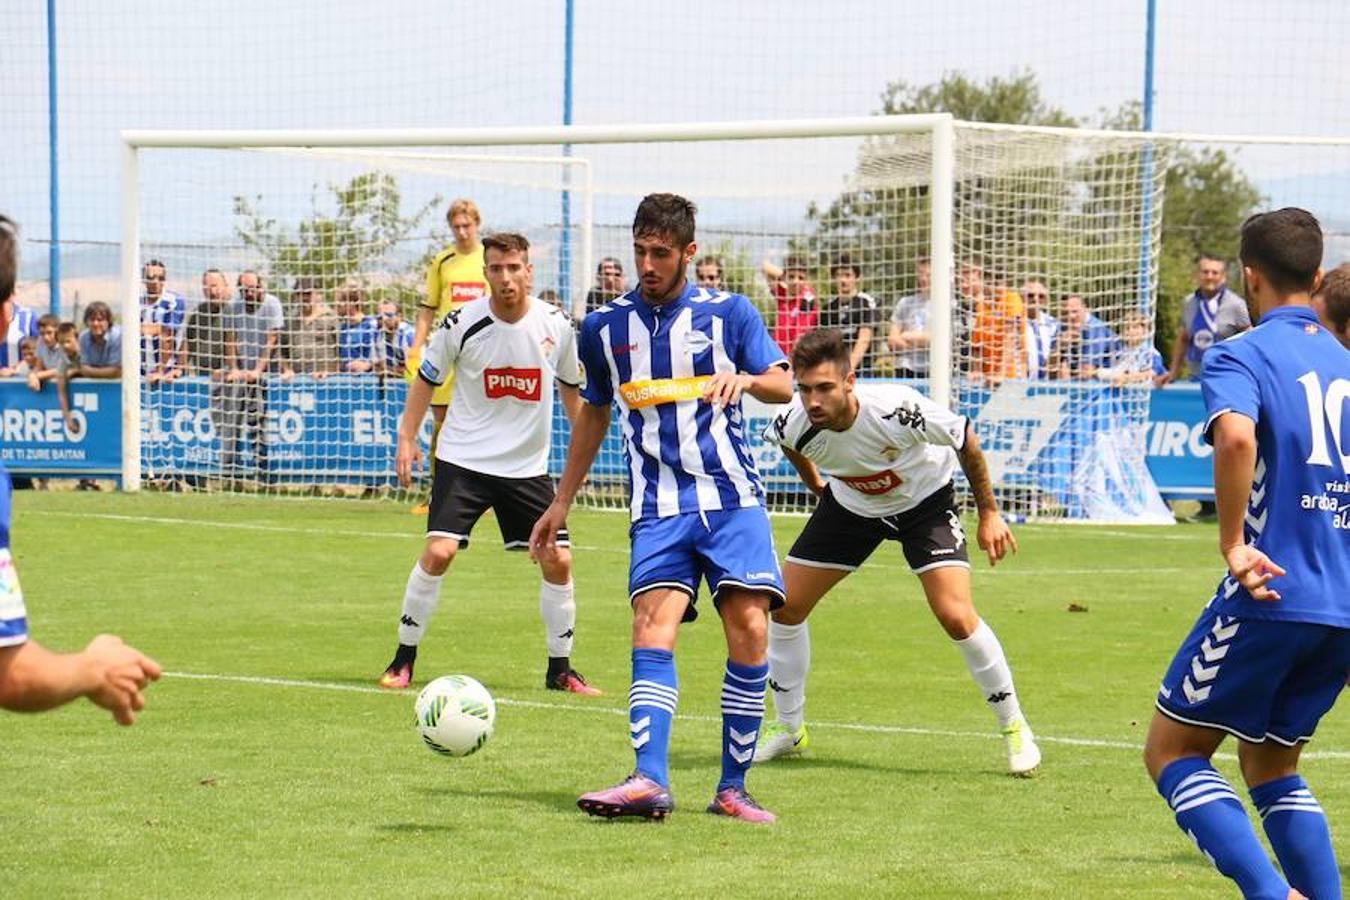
[[121, 116, 1174, 521]]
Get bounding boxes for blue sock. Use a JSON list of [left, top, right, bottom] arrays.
[[718, 659, 768, 791], [1251, 774, 1340, 900], [1157, 758, 1289, 900], [629, 648, 677, 787]]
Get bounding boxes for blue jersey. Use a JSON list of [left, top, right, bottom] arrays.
[[376, 321, 414, 371], [1201, 305, 1350, 626], [2, 305, 38, 368], [338, 316, 379, 365], [579, 284, 787, 521], [0, 462, 27, 647], [140, 291, 187, 372]]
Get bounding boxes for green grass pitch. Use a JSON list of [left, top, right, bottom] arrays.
[[4, 491, 1346, 897]]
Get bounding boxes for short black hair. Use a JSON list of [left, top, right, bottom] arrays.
[[482, 232, 530, 258], [633, 193, 696, 247], [831, 253, 860, 278], [597, 256, 622, 274], [1240, 208, 1323, 294], [143, 258, 166, 274], [791, 328, 850, 374]]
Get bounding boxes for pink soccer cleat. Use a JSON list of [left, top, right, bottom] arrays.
[[706, 786, 776, 824], [378, 661, 412, 690], [577, 773, 674, 820], [547, 668, 603, 696]]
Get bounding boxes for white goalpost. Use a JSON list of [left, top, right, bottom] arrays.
[[119, 113, 1186, 522]]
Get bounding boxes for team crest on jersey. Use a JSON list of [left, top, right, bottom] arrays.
[[683, 330, 713, 355], [879, 445, 901, 462], [837, 470, 903, 495], [484, 367, 542, 401], [539, 335, 556, 354]]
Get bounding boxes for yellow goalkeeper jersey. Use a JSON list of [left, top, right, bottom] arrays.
[[424, 243, 487, 318]]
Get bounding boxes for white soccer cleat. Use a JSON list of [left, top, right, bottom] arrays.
[[753, 722, 809, 762], [1002, 718, 1041, 777]]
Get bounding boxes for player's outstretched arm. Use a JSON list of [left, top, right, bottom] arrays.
[[0, 634, 162, 725], [530, 402, 611, 558], [396, 376, 434, 487], [1211, 412, 1284, 601], [956, 424, 1017, 566]]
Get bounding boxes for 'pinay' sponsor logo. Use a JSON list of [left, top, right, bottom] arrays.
[[484, 367, 542, 401], [618, 376, 711, 409], [837, 469, 902, 495], [451, 282, 486, 303]]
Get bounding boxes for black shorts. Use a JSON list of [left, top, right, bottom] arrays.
[[427, 459, 569, 550], [786, 483, 970, 573]]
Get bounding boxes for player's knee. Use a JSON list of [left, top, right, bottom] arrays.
[[421, 540, 457, 575], [538, 547, 571, 582], [771, 603, 808, 627], [932, 600, 977, 639]]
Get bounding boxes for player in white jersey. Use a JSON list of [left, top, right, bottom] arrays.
[[756, 328, 1041, 775], [377, 233, 600, 696]]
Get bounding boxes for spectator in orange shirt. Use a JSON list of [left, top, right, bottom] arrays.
[[961, 261, 1026, 382]]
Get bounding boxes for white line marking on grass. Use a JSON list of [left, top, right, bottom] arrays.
[[162, 671, 1350, 761], [47, 512, 1198, 576]]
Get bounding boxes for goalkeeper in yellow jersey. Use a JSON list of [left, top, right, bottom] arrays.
[[409, 198, 487, 513]]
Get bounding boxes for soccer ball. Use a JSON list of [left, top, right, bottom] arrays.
[[414, 675, 496, 758]]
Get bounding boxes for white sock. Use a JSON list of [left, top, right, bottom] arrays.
[[539, 579, 576, 658], [397, 562, 444, 646], [953, 618, 1024, 727], [766, 620, 810, 729]]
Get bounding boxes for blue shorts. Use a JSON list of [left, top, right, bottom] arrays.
[[628, 507, 785, 621], [1156, 605, 1350, 745]]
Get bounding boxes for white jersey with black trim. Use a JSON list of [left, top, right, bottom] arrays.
[[418, 296, 579, 478], [764, 382, 967, 518]]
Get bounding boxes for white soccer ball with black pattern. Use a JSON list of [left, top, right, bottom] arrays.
[[414, 675, 496, 757]]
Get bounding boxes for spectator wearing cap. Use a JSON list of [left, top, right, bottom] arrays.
[[584, 257, 626, 314], [764, 252, 819, 355], [820, 254, 881, 376]]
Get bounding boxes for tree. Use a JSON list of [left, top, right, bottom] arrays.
[[807, 71, 1261, 360], [233, 171, 442, 311], [809, 71, 1081, 308]]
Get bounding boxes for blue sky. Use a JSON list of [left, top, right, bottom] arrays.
[[3, 0, 1349, 290]]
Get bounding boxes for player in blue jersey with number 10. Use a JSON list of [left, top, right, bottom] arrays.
[[1143, 208, 1350, 900], [531, 193, 793, 823]]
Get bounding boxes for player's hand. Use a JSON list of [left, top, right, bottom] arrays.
[[976, 511, 1017, 567], [529, 501, 569, 562], [1224, 544, 1285, 601], [395, 434, 422, 488], [82, 634, 162, 726], [701, 372, 747, 409]]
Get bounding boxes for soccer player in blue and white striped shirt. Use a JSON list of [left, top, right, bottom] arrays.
[[532, 194, 792, 823], [0, 218, 160, 723], [1144, 209, 1350, 900]]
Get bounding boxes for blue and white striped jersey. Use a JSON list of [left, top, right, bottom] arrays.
[[1201, 305, 1350, 626], [140, 291, 187, 372], [2, 305, 38, 369], [578, 284, 788, 521], [0, 463, 27, 648], [376, 321, 415, 371]]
